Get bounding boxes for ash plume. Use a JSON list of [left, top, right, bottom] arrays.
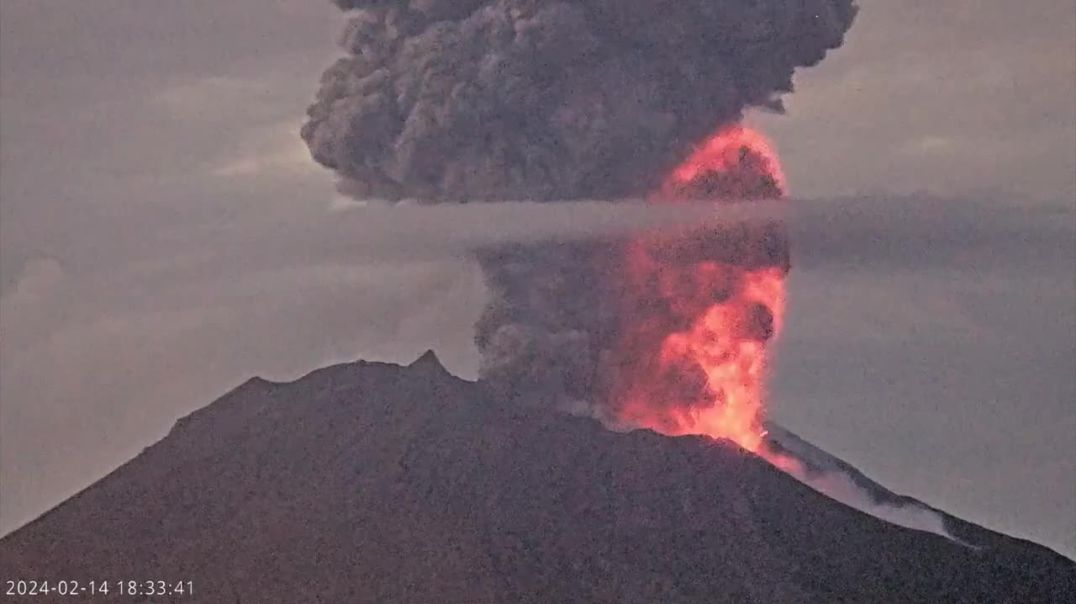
[[474, 240, 618, 406], [303, 0, 857, 201], [298, 2, 970, 543], [304, 2, 857, 411]]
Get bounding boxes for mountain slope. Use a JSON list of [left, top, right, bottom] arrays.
[[2, 352, 1073, 603]]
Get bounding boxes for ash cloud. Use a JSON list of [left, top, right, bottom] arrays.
[[303, 0, 857, 201], [474, 240, 620, 406], [303, 2, 857, 410]]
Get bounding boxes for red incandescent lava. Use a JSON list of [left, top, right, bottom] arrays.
[[609, 125, 794, 460]]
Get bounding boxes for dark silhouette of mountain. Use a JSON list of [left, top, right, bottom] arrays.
[[2, 351, 1073, 603]]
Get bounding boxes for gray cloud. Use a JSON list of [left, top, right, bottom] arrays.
[[788, 196, 1076, 271], [302, 0, 856, 201]]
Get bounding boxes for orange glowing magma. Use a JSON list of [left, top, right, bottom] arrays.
[[665, 125, 787, 196], [610, 124, 798, 468]]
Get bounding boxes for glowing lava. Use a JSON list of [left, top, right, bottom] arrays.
[[608, 124, 792, 458], [662, 124, 787, 200]]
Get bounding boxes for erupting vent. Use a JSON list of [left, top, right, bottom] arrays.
[[608, 125, 797, 465]]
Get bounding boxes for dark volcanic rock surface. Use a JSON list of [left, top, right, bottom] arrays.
[[2, 352, 1074, 603]]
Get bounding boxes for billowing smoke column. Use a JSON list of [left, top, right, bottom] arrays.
[[475, 125, 794, 456], [303, 1, 858, 448], [303, 0, 857, 202]]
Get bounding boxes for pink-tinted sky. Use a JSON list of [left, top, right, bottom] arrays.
[[1, 0, 1073, 556]]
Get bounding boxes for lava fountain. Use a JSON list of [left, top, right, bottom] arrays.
[[607, 125, 795, 461]]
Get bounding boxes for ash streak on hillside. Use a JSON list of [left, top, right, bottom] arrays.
[[299, 0, 962, 542]]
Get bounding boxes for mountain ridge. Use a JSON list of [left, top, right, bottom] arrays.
[[2, 351, 1073, 603]]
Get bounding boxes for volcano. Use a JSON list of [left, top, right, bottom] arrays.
[[1, 351, 1073, 603]]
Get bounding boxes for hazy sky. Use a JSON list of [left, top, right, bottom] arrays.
[[1, 1, 1074, 556]]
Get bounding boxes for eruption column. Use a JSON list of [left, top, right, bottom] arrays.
[[607, 126, 792, 457], [302, 0, 858, 469]]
